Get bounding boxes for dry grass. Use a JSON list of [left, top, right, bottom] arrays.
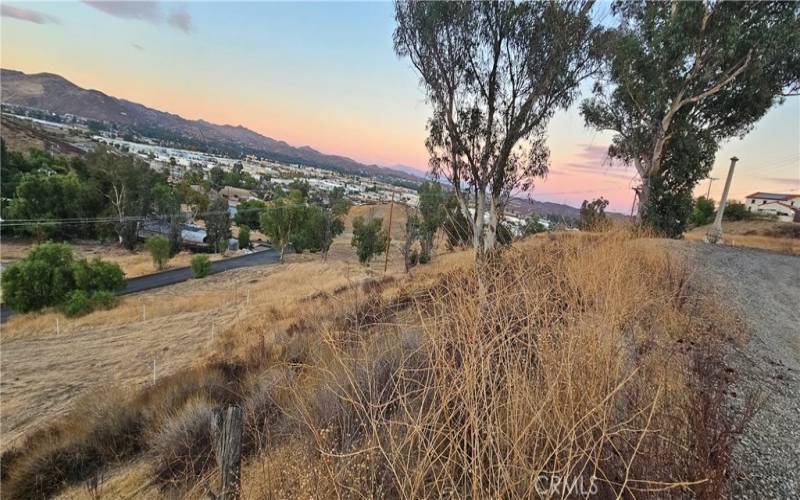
[[684, 220, 800, 255], [1, 231, 749, 499]]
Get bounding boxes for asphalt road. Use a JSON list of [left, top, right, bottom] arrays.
[[0, 249, 281, 322]]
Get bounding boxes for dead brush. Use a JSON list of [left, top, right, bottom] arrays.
[[257, 231, 748, 499]]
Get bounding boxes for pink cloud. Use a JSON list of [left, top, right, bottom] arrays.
[[1, 4, 59, 24]]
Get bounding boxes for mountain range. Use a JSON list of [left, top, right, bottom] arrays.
[[1, 68, 595, 219], [0, 68, 422, 183]]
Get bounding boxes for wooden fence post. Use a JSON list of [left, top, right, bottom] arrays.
[[212, 406, 243, 500]]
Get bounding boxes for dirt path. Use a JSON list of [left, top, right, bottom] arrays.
[[685, 242, 800, 498]]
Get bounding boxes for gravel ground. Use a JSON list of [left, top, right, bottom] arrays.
[[684, 241, 800, 499]]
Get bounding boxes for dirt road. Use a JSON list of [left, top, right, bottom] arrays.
[[686, 242, 800, 499]]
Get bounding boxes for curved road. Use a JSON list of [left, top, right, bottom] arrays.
[[0, 249, 281, 322]]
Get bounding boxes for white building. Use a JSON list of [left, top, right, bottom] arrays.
[[744, 192, 800, 222]]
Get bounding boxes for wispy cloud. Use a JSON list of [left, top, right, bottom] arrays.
[[83, 1, 160, 22], [763, 176, 800, 188], [82, 1, 193, 34], [167, 6, 192, 33], [131, 42, 145, 51], [552, 143, 636, 182], [1, 4, 59, 24]]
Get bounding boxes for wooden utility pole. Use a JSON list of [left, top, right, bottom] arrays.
[[705, 177, 719, 198], [706, 157, 739, 244], [383, 191, 395, 274]]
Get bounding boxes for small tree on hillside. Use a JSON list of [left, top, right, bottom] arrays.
[[579, 197, 611, 231], [238, 225, 251, 250], [234, 199, 266, 228], [259, 191, 306, 261], [402, 212, 421, 273], [146, 235, 171, 270], [417, 181, 444, 263], [351, 216, 388, 266]]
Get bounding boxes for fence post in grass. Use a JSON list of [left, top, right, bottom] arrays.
[[212, 406, 243, 500]]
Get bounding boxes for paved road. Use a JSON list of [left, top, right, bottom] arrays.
[[0, 249, 281, 322]]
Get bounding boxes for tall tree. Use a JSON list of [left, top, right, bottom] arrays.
[[205, 197, 231, 253], [416, 181, 445, 262], [582, 1, 800, 233], [394, 1, 601, 277]]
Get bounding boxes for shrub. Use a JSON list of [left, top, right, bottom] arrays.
[[191, 254, 211, 278], [72, 258, 125, 293], [351, 216, 388, 265], [1, 242, 75, 312], [146, 235, 171, 270], [238, 224, 251, 250], [689, 196, 715, 226], [90, 290, 117, 310], [723, 200, 753, 221], [62, 290, 92, 317], [151, 399, 216, 487]]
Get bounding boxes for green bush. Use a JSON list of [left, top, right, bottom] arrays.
[[1, 242, 125, 315], [72, 259, 125, 293], [1, 242, 76, 312], [146, 235, 171, 270], [62, 290, 92, 317], [191, 254, 211, 278], [238, 225, 251, 250], [90, 290, 117, 310]]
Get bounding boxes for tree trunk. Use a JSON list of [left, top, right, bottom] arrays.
[[636, 176, 651, 224]]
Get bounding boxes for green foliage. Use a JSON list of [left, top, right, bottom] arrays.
[[417, 182, 444, 261], [351, 216, 388, 265], [689, 197, 716, 226], [259, 191, 306, 259], [582, 1, 800, 233], [146, 235, 171, 270], [579, 197, 611, 231], [191, 254, 212, 278], [168, 216, 183, 256], [722, 200, 753, 222], [238, 225, 251, 250], [205, 197, 231, 253], [209, 166, 225, 189], [72, 258, 125, 294], [1, 242, 123, 314], [1, 242, 76, 312], [442, 195, 473, 249], [4, 171, 99, 239], [394, 1, 599, 257], [62, 290, 92, 317], [523, 218, 547, 235], [151, 183, 178, 216], [234, 199, 266, 228]]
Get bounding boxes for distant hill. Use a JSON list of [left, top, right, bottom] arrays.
[[1, 68, 603, 220], [0, 114, 84, 157], [0, 69, 419, 183]]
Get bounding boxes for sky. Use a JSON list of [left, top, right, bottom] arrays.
[[2, 1, 798, 212]]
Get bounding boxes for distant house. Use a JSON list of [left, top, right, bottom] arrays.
[[219, 186, 255, 203], [744, 192, 800, 222]]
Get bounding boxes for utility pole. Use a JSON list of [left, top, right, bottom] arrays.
[[383, 191, 395, 274], [705, 177, 719, 198], [705, 157, 739, 244]]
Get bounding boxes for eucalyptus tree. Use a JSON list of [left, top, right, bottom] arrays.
[[582, 1, 800, 233], [394, 1, 602, 275]]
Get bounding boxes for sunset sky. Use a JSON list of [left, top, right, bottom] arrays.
[[2, 1, 798, 211]]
